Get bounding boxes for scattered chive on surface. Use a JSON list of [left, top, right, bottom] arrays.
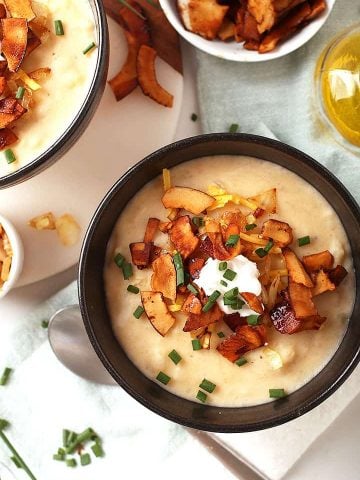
[[117, 0, 146, 19], [4, 149, 16, 165], [196, 390, 207, 403], [187, 284, 198, 295], [156, 371, 171, 385], [269, 388, 287, 399], [15, 86, 25, 100], [298, 235, 311, 247], [83, 42, 96, 55], [11, 455, 22, 468], [173, 252, 184, 286], [66, 458, 77, 467], [230, 298, 245, 310], [224, 287, 239, 299], [168, 349, 182, 365], [54, 19, 64, 35], [219, 261, 227, 271], [220, 280, 228, 287], [80, 453, 91, 466], [223, 269, 237, 281], [247, 315, 260, 326], [191, 113, 198, 122], [202, 290, 221, 312], [264, 240, 274, 253], [199, 378, 216, 393], [235, 357, 248, 367], [62, 429, 70, 448], [229, 123, 239, 133], [192, 216, 204, 227], [0, 367, 12, 386], [127, 284, 139, 294], [225, 234, 240, 247], [217, 331, 225, 338], [41, 320, 49, 329], [53, 453, 64, 461], [245, 223, 257, 231], [192, 339, 202, 351], [91, 443, 104, 458], [122, 261, 133, 280], [65, 428, 94, 454], [133, 305, 145, 319], [255, 247, 268, 258]]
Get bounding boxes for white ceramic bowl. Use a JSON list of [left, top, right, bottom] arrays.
[[0, 214, 24, 299], [159, 0, 336, 62]]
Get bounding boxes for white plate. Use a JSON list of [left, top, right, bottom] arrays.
[[0, 17, 183, 287], [159, 0, 336, 62]]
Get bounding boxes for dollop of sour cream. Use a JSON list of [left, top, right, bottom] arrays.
[[194, 255, 262, 316]]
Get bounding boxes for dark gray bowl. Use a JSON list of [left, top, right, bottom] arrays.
[[0, 0, 109, 189], [79, 134, 360, 433]]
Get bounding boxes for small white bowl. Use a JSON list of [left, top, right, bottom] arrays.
[[159, 0, 336, 62], [0, 214, 24, 299]]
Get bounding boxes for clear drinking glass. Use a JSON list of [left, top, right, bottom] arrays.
[[315, 23, 360, 153]]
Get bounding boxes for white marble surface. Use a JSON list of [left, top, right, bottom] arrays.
[[1, 41, 360, 480]]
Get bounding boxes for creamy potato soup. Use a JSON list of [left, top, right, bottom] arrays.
[[104, 156, 354, 407], [0, 0, 97, 177]]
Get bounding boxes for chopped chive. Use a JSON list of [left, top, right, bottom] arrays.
[[133, 305, 145, 319], [219, 261, 227, 271], [122, 261, 133, 280], [0, 419, 9, 430], [199, 378, 216, 393], [57, 448, 65, 456], [0, 367, 12, 386], [255, 247, 267, 258], [192, 339, 202, 351], [168, 349, 182, 365], [54, 19, 64, 35], [66, 458, 77, 467], [156, 371, 171, 385], [91, 442, 104, 457], [11, 456, 22, 468], [264, 240, 274, 253], [173, 252, 184, 286], [196, 390, 207, 403], [269, 388, 287, 399], [225, 234, 240, 247], [298, 235, 311, 247], [62, 429, 70, 448], [67, 431, 77, 445], [4, 149, 16, 165], [41, 320, 49, 329], [220, 280, 228, 287], [80, 453, 91, 466], [65, 428, 94, 454], [230, 299, 245, 310], [235, 357, 248, 367], [15, 86, 25, 100], [187, 284, 198, 295], [202, 290, 221, 312], [247, 314, 260, 326], [117, 0, 146, 19], [83, 42, 96, 55], [229, 123, 239, 133], [223, 287, 239, 299], [223, 297, 237, 306], [223, 269, 237, 281], [245, 223, 257, 231], [191, 113, 198, 122], [127, 284, 139, 294], [53, 453, 65, 461], [114, 253, 125, 268], [217, 331, 225, 338], [192, 216, 204, 227]]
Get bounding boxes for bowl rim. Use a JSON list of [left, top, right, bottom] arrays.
[[159, 0, 336, 62], [79, 133, 360, 432], [0, 0, 109, 190]]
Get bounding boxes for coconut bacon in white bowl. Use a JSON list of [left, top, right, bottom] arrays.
[[0, 214, 24, 299]]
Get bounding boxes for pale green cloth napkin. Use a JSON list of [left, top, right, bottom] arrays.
[[197, 1, 360, 478]]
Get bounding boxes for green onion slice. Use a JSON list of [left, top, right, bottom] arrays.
[[217, 331, 225, 338], [41, 320, 49, 329], [219, 261, 227, 271], [127, 284, 139, 294], [65, 428, 94, 454], [156, 371, 171, 385], [202, 290, 221, 312], [191, 113, 198, 122], [15, 86, 25, 100], [122, 261, 133, 280], [133, 306, 145, 319], [220, 280, 228, 287], [269, 388, 287, 399], [53, 453, 64, 461], [223, 269, 237, 281], [264, 240, 274, 253], [80, 453, 91, 466], [168, 349, 182, 365], [114, 253, 125, 268], [0, 367, 12, 386], [199, 378, 216, 393], [54, 19, 64, 35], [196, 390, 207, 403], [245, 223, 257, 231], [91, 442, 104, 457], [229, 123, 239, 133], [223, 287, 239, 299], [83, 42, 96, 55], [187, 284, 198, 295], [230, 299, 245, 310], [4, 149, 16, 165], [192, 216, 204, 227], [192, 339, 202, 351], [255, 247, 267, 258], [247, 314, 260, 326], [298, 235, 311, 247], [173, 252, 184, 286], [235, 357, 248, 367], [66, 458, 77, 467], [225, 234, 240, 247]]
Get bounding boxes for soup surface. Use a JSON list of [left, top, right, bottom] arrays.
[[104, 155, 354, 407], [0, 0, 97, 177]]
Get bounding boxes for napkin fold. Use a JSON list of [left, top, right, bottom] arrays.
[[196, 0, 360, 478]]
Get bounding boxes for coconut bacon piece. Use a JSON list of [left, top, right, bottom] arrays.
[[283, 248, 313, 287], [261, 219, 293, 247], [217, 325, 266, 362], [178, 0, 229, 40], [162, 186, 215, 214], [169, 215, 199, 259], [4, 0, 35, 21], [302, 250, 334, 273], [129, 242, 152, 268], [312, 269, 336, 297], [182, 292, 202, 314], [0, 98, 27, 129], [248, 188, 277, 213], [151, 253, 176, 302], [288, 280, 317, 318], [141, 291, 176, 336], [183, 301, 223, 332], [1, 18, 28, 72], [143, 217, 160, 243], [137, 45, 174, 108], [241, 292, 264, 314], [188, 257, 205, 279], [328, 265, 348, 286]]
